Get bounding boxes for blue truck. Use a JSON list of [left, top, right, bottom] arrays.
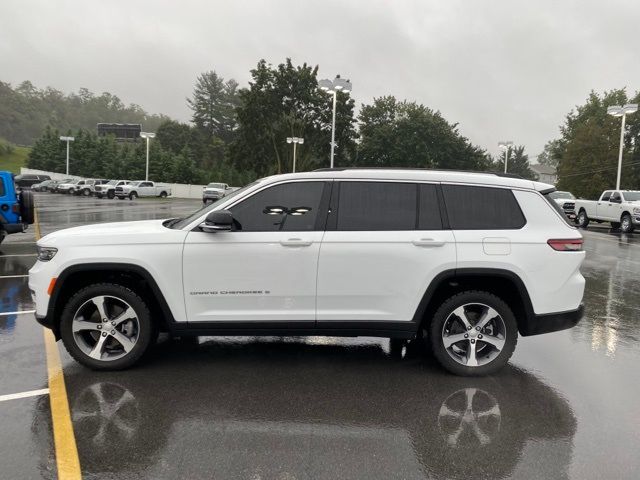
[[0, 171, 34, 244]]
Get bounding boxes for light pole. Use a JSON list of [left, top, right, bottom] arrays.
[[319, 76, 352, 168], [59, 136, 75, 175], [607, 104, 638, 190], [140, 132, 156, 181], [498, 141, 514, 173], [286, 137, 304, 173]]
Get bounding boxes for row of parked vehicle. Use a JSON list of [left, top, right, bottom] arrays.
[[31, 178, 172, 200]]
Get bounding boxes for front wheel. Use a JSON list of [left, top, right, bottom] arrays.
[[59, 283, 155, 370], [95, 193, 103, 199], [82, 188, 91, 196], [577, 209, 589, 228], [107, 191, 115, 199], [429, 291, 518, 376], [129, 192, 138, 200], [159, 191, 167, 198], [621, 213, 635, 233]]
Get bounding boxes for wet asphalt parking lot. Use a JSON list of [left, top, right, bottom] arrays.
[[1, 193, 639, 479]]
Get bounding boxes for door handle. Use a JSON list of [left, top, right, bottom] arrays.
[[280, 238, 313, 247], [412, 238, 445, 247]]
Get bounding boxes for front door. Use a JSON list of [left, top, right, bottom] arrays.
[[182, 181, 330, 323]]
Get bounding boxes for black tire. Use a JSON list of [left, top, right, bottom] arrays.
[[96, 193, 103, 199], [621, 213, 635, 233], [0, 230, 5, 244], [107, 191, 115, 199], [117, 196, 125, 200], [19, 189, 35, 225], [159, 191, 168, 198], [82, 188, 91, 196], [577, 209, 589, 228], [429, 291, 518, 376], [59, 283, 155, 370], [610, 222, 621, 230], [129, 192, 138, 200]]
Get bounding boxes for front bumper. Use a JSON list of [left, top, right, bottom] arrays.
[[520, 303, 585, 336]]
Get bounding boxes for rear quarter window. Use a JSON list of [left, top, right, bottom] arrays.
[[442, 184, 526, 229]]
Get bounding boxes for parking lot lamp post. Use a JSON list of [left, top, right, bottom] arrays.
[[140, 132, 156, 181], [498, 141, 514, 173], [59, 136, 75, 175], [319, 77, 352, 168], [607, 104, 638, 190], [286, 137, 304, 173]]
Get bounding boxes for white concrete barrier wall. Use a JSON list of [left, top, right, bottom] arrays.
[[20, 168, 207, 199]]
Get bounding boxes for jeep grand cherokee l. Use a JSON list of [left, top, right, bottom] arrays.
[[29, 169, 585, 375]]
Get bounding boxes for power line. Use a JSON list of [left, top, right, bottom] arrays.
[[559, 160, 640, 178]]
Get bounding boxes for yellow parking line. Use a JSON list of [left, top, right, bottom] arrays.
[[35, 203, 82, 479]]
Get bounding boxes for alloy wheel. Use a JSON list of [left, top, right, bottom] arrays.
[[441, 303, 506, 367], [72, 295, 140, 361]]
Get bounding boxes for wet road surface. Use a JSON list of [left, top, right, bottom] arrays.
[[1, 193, 639, 479]]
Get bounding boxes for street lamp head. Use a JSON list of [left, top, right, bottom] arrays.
[[333, 77, 352, 93], [140, 132, 156, 139], [607, 106, 624, 117], [286, 137, 293, 143], [298, 138, 304, 145], [60, 136, 75, 142], [623, 103, 638, 114], [318, 79, 333, 91], [498, 141, 513, 149]]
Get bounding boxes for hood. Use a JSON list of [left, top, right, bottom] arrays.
[[37, 219, 186, 247], [553, 198, 574, 206]]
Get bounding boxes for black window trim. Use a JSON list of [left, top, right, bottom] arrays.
[[202, 179, 333, 233]]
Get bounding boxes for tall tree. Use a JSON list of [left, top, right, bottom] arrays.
[[187, 71, 240, 142], [536, 139, 563, 168], [552, 89, 640, 198], [494, 145, 536, 180], [355, 96, 490, 171], [230, 59, 357, 177]]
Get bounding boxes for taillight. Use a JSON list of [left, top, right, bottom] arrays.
[[12, 204, 20, 214], [547, 239, 583, 251]]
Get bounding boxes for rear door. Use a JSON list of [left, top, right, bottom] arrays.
[[316, 181, 456, 326]]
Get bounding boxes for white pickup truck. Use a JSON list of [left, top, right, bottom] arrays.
[[575, 190, 640, 233], [115, 181, 171, 200]]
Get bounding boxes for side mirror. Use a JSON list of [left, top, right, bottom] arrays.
[[200, 210, 233, 233]]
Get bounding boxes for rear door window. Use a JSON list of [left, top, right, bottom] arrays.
[[442, 184, 526, 229], [337, 182, 417, 231]]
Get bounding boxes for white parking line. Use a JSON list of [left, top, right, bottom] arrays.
[[0, 388, 49, 402], [0, 254, 37, 257], [0, 275, 29, 279], [0, 310, 36, 316]]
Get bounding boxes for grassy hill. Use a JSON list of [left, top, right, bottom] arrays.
[[0, 142, 30, 174]]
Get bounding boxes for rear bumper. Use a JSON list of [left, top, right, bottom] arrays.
[[520, 303, 584, 336], [2, 223, 26, 234]]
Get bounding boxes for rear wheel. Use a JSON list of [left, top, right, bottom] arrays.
[[82, 188, 91, 196], [96, 193, 103, 199], [159, 191, 167, 198], [621, 213, 635, 233], [107, 191, 115, 199], [129, 192, 138, 200], [577, 209, 589, 228], [429, 291, 517, 376], [60, 283, 155, 370]]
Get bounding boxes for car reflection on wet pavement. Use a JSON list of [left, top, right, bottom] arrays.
[[1, 193, 639, 479]]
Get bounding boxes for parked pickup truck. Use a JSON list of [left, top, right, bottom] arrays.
[[575, 190, 640, 233], [202, 182, 234, 203], [115, 181, 171, 200], [94, 180, 131, 199]]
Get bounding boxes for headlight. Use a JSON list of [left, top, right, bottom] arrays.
[[37, 246, 58, 262], [633, 207, 640, 215]]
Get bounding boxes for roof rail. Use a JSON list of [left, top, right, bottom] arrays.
[[312, 167, 524, 179]]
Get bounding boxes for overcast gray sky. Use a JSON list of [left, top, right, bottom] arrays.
[[2, 0, 639, 160]]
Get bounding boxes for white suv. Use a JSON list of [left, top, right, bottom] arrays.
[[29, 169, 586, 375]]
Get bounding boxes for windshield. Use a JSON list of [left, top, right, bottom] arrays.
[[170, 181, 261, 230], [549, 191, 574, 200], [106, 180, 118, 185], [623, 191, 640, 201], [129, 181, 142, 187], [207, 183, 225, 189]]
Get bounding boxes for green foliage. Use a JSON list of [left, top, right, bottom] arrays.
[[0, 81, 169, 146], [230, 59, 358, 177], [536, 139, 562, 168], [187, 71, 240, 143], [552, 89, 640, 198], [493, 145, 536, 180], [355, 96, 491, 171], [0, 138, 29, 173]]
